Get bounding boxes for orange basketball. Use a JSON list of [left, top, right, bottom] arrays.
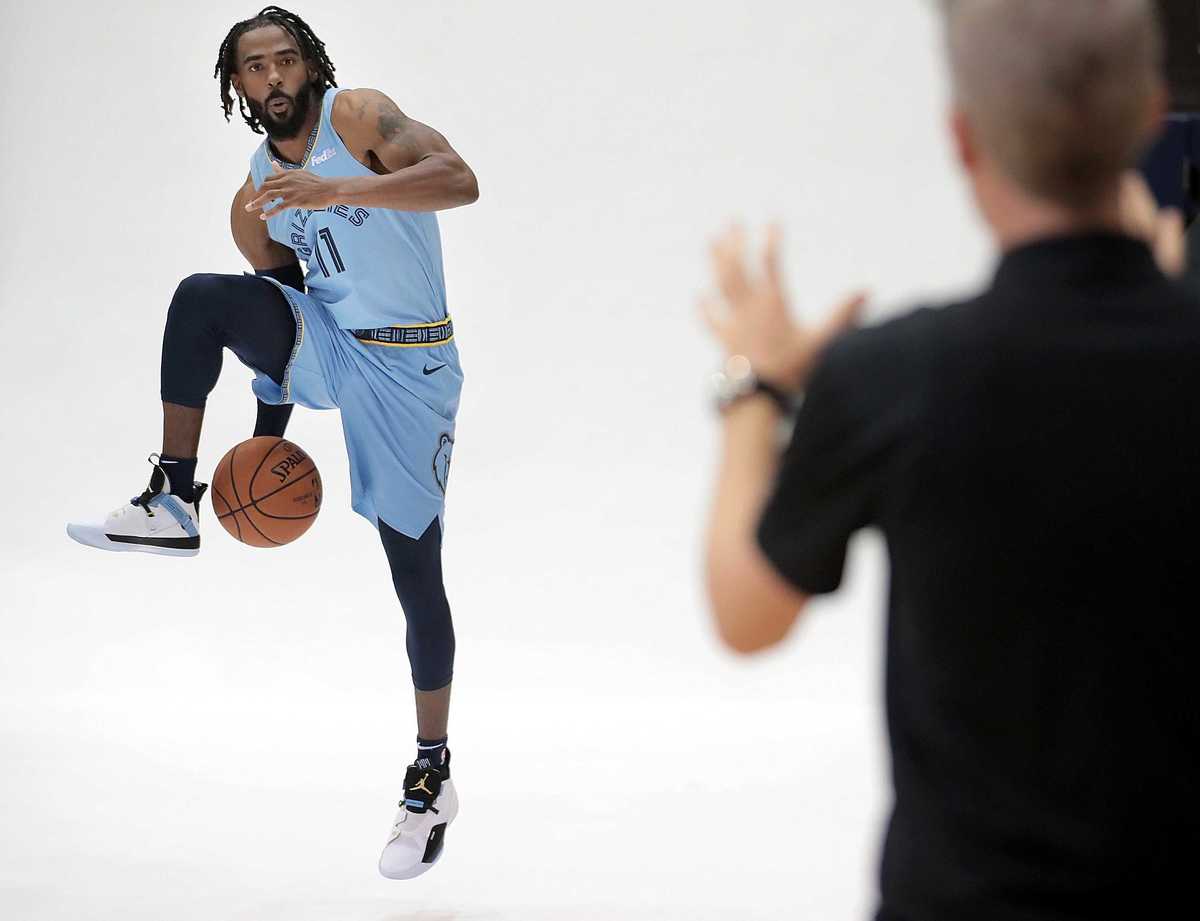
[[210, 436, 322, 547]]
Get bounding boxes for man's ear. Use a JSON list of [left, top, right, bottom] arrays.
[[231, 73, 243, 97], [949, 105, 979, 173]]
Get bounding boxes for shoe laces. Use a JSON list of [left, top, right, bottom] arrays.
[[126, 454, 166, 516], [129, 489, 157, 514]]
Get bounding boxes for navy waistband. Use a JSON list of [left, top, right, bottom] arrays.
[[351, 317, 454, 347]]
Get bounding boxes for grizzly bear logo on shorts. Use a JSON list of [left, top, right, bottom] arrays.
[[433, 433, 454, 495]]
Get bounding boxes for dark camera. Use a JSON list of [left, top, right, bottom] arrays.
[[1143, 2, 1200, 221]]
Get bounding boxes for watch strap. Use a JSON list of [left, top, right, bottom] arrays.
[[753, 378, 795, 414]]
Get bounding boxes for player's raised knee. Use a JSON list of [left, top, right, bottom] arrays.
[[172, 273, 226, 306]]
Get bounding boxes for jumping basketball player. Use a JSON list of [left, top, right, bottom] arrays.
[[66, 6, 476, 879]]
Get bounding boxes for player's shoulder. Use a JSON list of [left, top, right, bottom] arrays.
[[332, 87, 400, 127]]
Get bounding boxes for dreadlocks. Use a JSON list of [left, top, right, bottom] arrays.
[[214, 6, 338, 134]]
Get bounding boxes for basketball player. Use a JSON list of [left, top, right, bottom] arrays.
[[702, 1, 1198, 918], [66, 6, 476, 879]]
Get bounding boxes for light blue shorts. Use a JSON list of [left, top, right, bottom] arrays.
[[250, 277, 462, 538]]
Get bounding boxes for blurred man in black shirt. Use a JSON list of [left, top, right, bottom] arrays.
[[702, 2, 1197, 919]]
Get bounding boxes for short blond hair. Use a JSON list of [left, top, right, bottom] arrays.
[[943, 0, 1163, 208]]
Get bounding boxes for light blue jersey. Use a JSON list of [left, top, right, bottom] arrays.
[[249, 87, 447, 330], [245, 87, 464, 539]]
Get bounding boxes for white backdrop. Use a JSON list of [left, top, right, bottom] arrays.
[[0, 2, 993, 919]]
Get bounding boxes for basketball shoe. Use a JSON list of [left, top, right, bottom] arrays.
[[379, 750, 458, 879], [67, 455, 207, 557]]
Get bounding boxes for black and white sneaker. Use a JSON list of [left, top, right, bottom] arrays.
[[67, 454, 207, 557], [378, 750, 458, 879]]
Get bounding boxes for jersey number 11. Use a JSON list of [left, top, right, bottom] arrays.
[[314, 227, 346, 277]]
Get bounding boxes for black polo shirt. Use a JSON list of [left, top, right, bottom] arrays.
[[758, 234, 1200, 921]]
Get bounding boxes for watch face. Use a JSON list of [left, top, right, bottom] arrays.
[[713, 360, 759, 409], [725, 354, 753, 381]]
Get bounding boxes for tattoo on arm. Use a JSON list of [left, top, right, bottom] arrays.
[[376, 98, 407, 143]]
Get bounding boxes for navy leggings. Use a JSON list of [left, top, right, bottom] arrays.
[[381, 516, 456, 691], [160, 268, 455, 691]]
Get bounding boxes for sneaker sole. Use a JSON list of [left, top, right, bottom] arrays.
[[66, 524, 199, 558]]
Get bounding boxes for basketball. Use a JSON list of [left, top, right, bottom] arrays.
[[210, 436, 322, 547]]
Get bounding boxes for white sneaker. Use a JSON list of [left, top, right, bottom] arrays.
[[379, 751, 458, 879], [67, 454, 207, 558]]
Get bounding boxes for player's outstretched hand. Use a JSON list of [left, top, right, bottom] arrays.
[[245, 159, 341, 219], [701, 224, 867, 393]]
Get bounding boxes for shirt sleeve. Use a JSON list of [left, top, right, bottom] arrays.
[[757, 327, 910, 594]]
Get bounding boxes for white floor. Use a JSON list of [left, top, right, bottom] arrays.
[[2, 501, 891, 921]]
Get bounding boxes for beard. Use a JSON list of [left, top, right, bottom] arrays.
[[248, 85, 315, 141]]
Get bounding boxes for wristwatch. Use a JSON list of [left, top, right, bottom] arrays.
[[711, 355, 796, 414]]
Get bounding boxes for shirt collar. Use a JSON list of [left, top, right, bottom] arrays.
[[991, 232, 1161, 294]]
